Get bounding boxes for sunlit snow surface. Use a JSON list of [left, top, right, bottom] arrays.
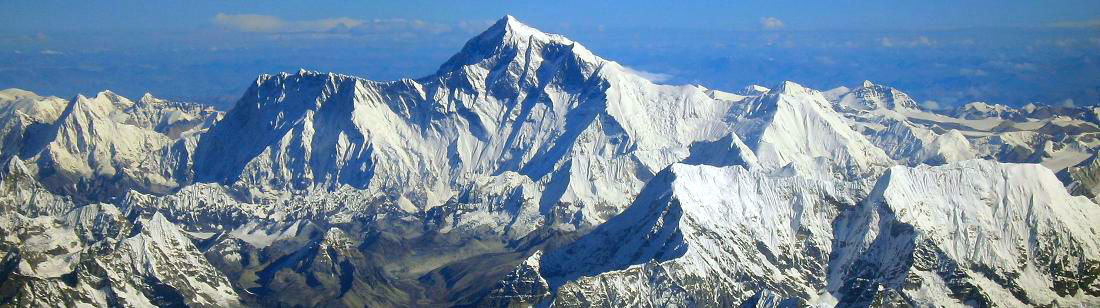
[[1, 16, 1099, 308]]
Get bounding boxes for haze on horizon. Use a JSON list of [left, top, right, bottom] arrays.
[[1, 0, 1097, 109]]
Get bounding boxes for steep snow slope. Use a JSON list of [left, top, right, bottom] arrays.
[[527, 160, 1100, 308], [0, 90, 222, 202], [1062, 153, 1100, 204], [540, 163, 862, 307], [730, 81, 893, 185], [192, 16, 743, 227], [0, 89, 67, 125], [0, 89, 67, 161], [833, 160, 1100, 307], [32, 93, 177, 194]]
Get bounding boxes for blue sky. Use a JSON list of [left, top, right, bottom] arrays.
[[1, 1, 1098, 108], [4, 1, 1098, 31]]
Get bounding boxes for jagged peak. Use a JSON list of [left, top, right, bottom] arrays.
[[239, 69, 365, 111], [260, 69, 356, 83], [91, 90, 134, 110], [91, 90, 133, 109], [740, 81, 829, 118], [139, 92, 158, 104], [96, 89, 119, 97], [835, 80, 920, 111], [435, 15, 600, 75], [856, 80, 888, 92], [494, 15, 537, 37], [55, 91, 132, 128], [771, 80, 814, 96], [485, 15, 565, 45], [64, 94, 107, 118]]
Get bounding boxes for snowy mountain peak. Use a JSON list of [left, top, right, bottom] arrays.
[[94, 90, 134, 109], [832, 80, 919, 111], [732, 80, 893, 182], [64, 94, 107, 119], [490, 15, 560, 44], [497, 15, 526, 32], [435, 15, 601, 77], [771, 80, 815, 96], [66, 90, 136, 118], [139, 92, 157, 104]]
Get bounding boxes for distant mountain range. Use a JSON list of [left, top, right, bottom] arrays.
[[2, 16, 1099, 308]]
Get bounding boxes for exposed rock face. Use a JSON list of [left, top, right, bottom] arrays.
[[2, 15, 1100, 308], [833, 161, 1100, 307]]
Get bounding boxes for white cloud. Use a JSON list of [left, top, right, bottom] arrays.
[[303, 17, 364, 32], [920, 100, 941, 110], [760, 17, 784, 30], [39, 49, 62, 55], [880, 37, 895, 48], [916, 36, 933, 46], [213, 13, 449, 34], [213, 13, 288, 32], [1060, 98, 1075, 108], [621, 66, 673, 82]]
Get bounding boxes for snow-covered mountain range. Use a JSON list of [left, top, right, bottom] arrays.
[[2, 16, 1098, 307]]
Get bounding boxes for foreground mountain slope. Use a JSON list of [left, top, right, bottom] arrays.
[[540, 163, 858, 307], [524, 160, 1100, 307], [833, 160, 1100, 307], [0, 162, 239, 308]]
